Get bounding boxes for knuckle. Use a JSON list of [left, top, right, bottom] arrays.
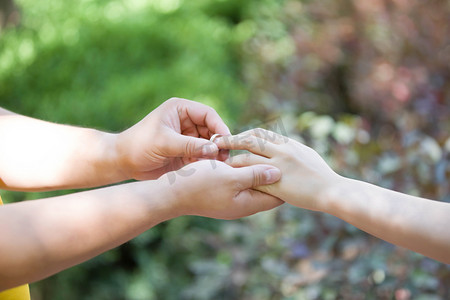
[[254, 127, 265, 135], [207, 106, 218, 115], [183, 139, 195, 155], [166, 97, 185, 109], [252, 168, 262, 186], [167, 97, 181, 103], [242, 135, 256, 147]]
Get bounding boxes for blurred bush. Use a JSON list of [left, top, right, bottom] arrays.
[[1, 0, 449, 299], [0, 0, 247, 129], [240, 0, 449, 136], [1, 0, 250, 299], [229, 0, 450, 299]]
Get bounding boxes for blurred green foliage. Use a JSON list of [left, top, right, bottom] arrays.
[[1, 0, 449, 299], [0, 0, 248, 129]]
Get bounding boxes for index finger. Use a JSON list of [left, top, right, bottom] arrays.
[[176, 99, 231, 136], [214, 133, 279, 158]]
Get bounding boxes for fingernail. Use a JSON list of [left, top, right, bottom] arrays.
[[264, 168, 281, 184]]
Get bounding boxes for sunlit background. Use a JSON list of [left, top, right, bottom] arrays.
[[1, 0, 449, 299]]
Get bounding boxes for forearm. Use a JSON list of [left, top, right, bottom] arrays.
[[216, 129, 450, 262], [0, 108, 126, 191], [321, 177, 450, 263], [0, 179, 178, 290]]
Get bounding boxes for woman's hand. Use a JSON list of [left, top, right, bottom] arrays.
[[215, 128, 343, 211], [161, 160, 284, 220], [216, 129, 450, 263], [116, 98, 231, 180]]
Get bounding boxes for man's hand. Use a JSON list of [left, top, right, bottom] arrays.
[[0, 158, 282, 290], [116, 98, 231, 180], [0, 99, 230, 191], [162, 160, 284, 220]]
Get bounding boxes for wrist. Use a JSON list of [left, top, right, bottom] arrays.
[[124, 179, 184, 224], [99, 131, 129, 183], [154, 173, 188, 218], [316, 175, 353, 215]]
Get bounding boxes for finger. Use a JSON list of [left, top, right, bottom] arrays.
[[214, 133, 279, 158], [197, 125, 212, 139], [181, 122, 200, 137], [217, 149, 230, 162], [239, 128, 289, 145], [180, 124, 211, 139], [169, 134, 219, 159], [233, 164, 281, 189], [176, 99, 231, 136], [226, 153, 270, 168], [234, 189, 284, 216]]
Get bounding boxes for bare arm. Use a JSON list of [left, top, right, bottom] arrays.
[[0, 160, 281, 291], [322, 177, 450, 263], [0, 181, 173, 290], [0, 107, 125, 191], [216, 129, 450, 263], [0, 98, 230, 191]]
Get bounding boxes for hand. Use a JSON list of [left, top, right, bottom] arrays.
[[116, 98, 231, 180], [215, 128, 343, 211], [160, 160, 284, 220]]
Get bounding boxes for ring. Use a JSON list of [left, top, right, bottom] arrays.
[[210, 133, 222, 143]]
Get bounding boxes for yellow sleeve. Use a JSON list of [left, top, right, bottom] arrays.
[[0, 195, 31, 300], [0, 285, 31, 300]]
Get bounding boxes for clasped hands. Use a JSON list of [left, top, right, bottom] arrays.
[[114, 98, 340, 220], [2, 97, 448, 290]]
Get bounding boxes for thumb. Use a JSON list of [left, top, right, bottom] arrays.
[[174, 134, 219, 158], [234, 165, 281, 189]]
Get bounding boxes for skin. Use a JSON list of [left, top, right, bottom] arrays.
[[0, 161, 282, 291], [0, 99, 283, 291], [215, 128, 450, 264], [0, 98, 230, 191]]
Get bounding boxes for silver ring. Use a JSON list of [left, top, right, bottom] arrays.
[[210, 133, 222, 143]]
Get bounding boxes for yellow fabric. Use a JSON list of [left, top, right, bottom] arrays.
[[0, 195, 31, 300], [0, 285, 31, 300]]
